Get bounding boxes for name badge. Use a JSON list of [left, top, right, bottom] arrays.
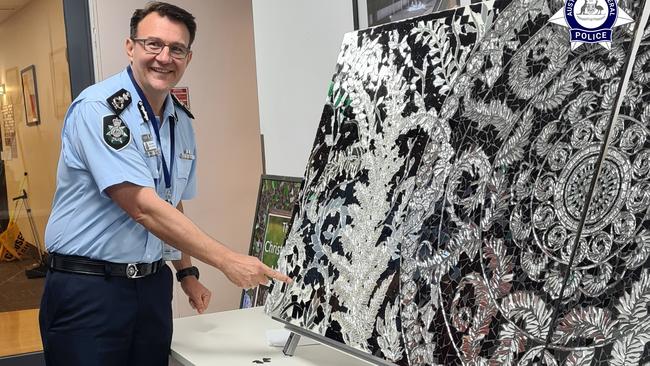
[[142, 134, 159, 157], [180, 149, 195, 160]]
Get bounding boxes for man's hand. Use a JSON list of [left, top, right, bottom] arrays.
[[220, 251, 292, 289], [180, 276, 212, 314]]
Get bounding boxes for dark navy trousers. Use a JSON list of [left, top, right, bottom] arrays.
[[39, 264, 173, 366]]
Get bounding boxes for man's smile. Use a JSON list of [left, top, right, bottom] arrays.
[[151, 66, 172, 74]]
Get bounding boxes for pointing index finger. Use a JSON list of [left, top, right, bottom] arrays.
[[265, 267, 292, 284]]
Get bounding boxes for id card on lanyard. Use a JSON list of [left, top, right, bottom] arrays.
[[128, 66, 181, 261]]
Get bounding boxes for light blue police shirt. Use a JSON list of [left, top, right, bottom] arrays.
[[44, 68, 197, 263]]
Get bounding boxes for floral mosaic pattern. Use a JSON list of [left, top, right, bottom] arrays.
[[265, 0, 650, 364]]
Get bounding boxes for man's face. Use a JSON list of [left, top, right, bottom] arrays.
[[126, 12, 192, 99]]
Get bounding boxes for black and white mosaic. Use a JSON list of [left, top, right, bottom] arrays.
[[265, 0, 650, 364]]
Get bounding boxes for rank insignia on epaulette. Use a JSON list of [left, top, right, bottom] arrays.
[[103, 115, 131, 151], [137, 101, 150, 122], [106, 89, 132, 115], [171, 93, 194, 119]]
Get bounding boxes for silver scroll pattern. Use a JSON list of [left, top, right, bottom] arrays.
[[265, 0, 650, 365]]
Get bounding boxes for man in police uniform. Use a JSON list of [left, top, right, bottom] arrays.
[[39, 3, 290, 365]]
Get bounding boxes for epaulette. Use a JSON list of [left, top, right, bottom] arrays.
[[106, 89, 132, 115], [171, 93, 194, 119]]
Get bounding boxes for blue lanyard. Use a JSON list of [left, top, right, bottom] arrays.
[[127, 66, 175, 201]]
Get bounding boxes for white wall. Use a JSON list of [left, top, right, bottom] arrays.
[[252, 0, 354, 177], [89, 0, 263, 317]]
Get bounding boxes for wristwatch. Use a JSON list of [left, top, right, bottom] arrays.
[[176, 266, 200, 282]]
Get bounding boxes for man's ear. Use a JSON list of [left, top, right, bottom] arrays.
[[185, 50, 193, 67], [125, 38, 135, 62]]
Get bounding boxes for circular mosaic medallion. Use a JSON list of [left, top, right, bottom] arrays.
[[554, 145, 631, 234]]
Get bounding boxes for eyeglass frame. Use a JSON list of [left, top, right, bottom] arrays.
[[130, 37, 192, 60]]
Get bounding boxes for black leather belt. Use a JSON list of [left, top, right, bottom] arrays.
[[48, 253, 164, 279]]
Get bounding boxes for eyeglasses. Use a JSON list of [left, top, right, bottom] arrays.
[[131, 38, 191, 60]]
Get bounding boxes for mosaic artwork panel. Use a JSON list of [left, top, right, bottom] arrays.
[[266, 0, 650, 364]]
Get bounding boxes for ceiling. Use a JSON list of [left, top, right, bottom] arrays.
[[0, 0, 31, 24]]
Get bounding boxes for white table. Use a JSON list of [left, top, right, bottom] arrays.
[[171, 307, 372, 366]]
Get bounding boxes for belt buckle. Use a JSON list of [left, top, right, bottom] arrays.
[[126, 263, 145, 279]]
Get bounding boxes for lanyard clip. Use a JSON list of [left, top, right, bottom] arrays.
[[165, 188, 172, 205]]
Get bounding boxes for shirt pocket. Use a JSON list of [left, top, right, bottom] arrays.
[[175, 157, 193, 180]]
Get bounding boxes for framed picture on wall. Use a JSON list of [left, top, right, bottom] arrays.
[[20, 65, 40, 126], [239, 174, 303, 309], [353, 0, 471, 29]]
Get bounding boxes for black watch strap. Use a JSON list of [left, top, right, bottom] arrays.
[[176, 266, 199, 282]]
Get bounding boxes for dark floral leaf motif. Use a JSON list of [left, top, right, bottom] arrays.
[[565, 90, 598, 124], [518, 346, 558, 366], [494, 109, 534, 167], [610, 334, 650, 366], [301, 288, 320, 326], [633, 50, 650, 84], [483, 238, 514, 298], [569, 122, 594, 150], [580, 263, 612, 297], [453, 274, 497, 363], [510, 206, 532, 243], [622, 230, 650, 269], [441, 95, 459, 120], [581, 59, 606, 78], [531, 63, 585, 112], [624, 80, 643, 112], [512, 167, 533, 201], [481, 170, 511, 231], [616, 269, 650, 333], [594, 114, 624, 143], [619, 124, 647, 153], [543, 267, 581, 299], [596, 46, 626, 80], [500, 292, 553, 338], [626, 183, 650, 214], [463, 98, 517, 138], [450, 222, 481, 261], [507, 27, 568, 100], [535, 122, 557, 157], [641, 104, 650, 126], [600, 78, 621, 112], [521, 249, 549, 282], [484, 64, 502, 89], [632, 151, 650, 181], [564, 349, 594, 366], [446, 147, 491, 218], [553, 306, 616, 345], [376, 300, 404, 362], [612, 262, 650, 366], [488, 322, 525, 366]]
